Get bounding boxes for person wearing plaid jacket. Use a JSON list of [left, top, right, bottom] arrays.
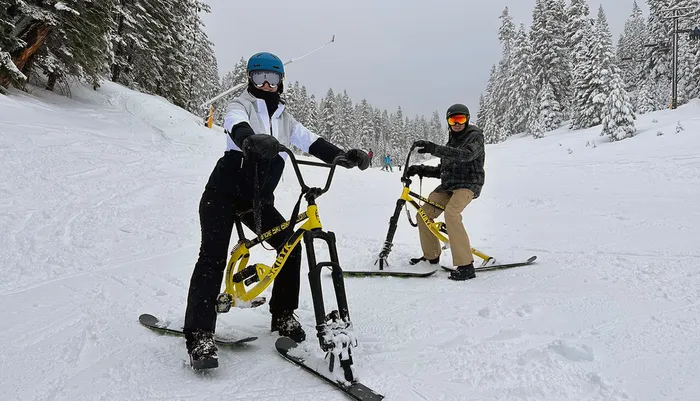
[[405, 103, 485, 281]]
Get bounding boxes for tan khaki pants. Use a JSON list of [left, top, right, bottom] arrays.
[[417, 189, 474, 266]]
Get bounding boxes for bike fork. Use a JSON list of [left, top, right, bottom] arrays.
[[304, 229, 355, 381], [376, 198, 406, 270]]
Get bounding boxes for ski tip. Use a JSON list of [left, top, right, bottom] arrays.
[[527, 255, 537, 263], [275, 336, 299, 354], [139, 313, 160, 327]]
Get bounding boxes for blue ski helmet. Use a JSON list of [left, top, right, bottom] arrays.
[[247, 52, 284, 76]]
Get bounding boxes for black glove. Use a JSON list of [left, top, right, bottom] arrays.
[[242, 134, 280, 159], [415, 140, 437, 155], [406, 165, 424, 178], [339, 149, 370, 170]]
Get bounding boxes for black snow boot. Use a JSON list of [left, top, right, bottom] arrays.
[[449, 263, 476, 281], [409, 256, 440, 265], [185, 329, 218, 370], [271, 310, 306, 343]]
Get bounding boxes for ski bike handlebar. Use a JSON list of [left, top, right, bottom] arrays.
[[400, 142, 420, 184], [279, 145, 352, 198]]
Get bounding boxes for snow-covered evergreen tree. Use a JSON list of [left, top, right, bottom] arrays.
[[551, 0, 572, 116], [537, 81, 562, 135], [509, 24, 537, 134], [307, 94, 320, 133], [572, 7, 617, 130], [644, 0, 673, 110], [493, 6, 516, 135], [296, 85, 311, 128], [214, 58, 246, 124], [334, 90, 353, 149], [358, 99, 374, 149], [0, 0, 26, 90], [616, 1, 647, 109], [530, 0, 570, 121], [480, 65, 505, 144], [389, 106, 404, 155], [429, 111, 445, 145], [321, 88, 336, 142], [676, 0, 700, 102], [601, 70, 636, 141], [184, 19, 219, 118], [475, 94, 486, 126], [636, 76, 659, 113]]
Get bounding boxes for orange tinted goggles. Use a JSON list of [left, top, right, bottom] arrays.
[[447, 114, 468, 126]]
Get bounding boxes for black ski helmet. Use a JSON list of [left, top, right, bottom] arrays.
[[446, 103, 470, 120]]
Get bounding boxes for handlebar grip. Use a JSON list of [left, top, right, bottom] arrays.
[[333, 154, 351, 167]]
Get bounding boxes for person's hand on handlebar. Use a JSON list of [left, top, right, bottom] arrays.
[[242, 134, 280, 159], [337, 149, 370, 170], [406, 165, 425, 178], [414, 140, 437, 155]]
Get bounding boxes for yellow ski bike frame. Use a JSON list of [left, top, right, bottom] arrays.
[[362, 142, 536, 277], [214, 146, 376, 390]]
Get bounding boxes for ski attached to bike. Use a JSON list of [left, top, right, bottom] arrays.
[[441, 255, 538, 273]]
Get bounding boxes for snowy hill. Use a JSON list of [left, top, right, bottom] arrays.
[[1, 82, 699, 401]]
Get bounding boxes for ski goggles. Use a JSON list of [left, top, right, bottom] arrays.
[[447, 114, 468, 126], [249, 70, 282, 88]]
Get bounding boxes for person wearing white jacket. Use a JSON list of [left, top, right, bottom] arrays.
[[183, 52, 369, 370]]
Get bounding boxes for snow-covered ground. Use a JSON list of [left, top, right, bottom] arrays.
[[1, 82, 699, 401]]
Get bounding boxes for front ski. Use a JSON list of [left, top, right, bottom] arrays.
[[342, 269, 437, 278], [139, 314, 257, 346], [441, 255, 537, 273], [275, 337, 385, 401]]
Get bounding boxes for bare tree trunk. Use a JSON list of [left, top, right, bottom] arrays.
[[12, 22, 51, 74]]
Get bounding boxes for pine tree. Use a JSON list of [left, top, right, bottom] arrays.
[[429, 111, 444, 145], [537, 81, 561, 135], [2, 1, 57, 84], [677, 0, 700, 102], [334, 90, 353, 149], [296, 85, 311, 128], [601, 71, 636, 141], [530, 0, 570, 121], [645, 0, 673, 110], [359, 99, 374, 149], [321, 88, 336, 142], [307, 94, 320, 133], [572, 7, 617, 129], [184, 15, 220, 118], [480, 65, 499, 143], [568, 0, 593, 126], [0, 0, 26, 89], [476, 94, 486, 126], [616, 1, 647, 109], [379, 109, 391, 158], [636, 76, 658, 114], [551, 0, 572, 116], [509, 24, 537, 134], [494, 6, 517, 135], [389, 106, 404, 155], [214, 58, 247, 124]]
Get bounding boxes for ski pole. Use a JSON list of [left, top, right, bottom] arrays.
[[199, 35, 336, 109]]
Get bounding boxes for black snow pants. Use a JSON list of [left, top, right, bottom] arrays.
[[184, 151, 301, 334]]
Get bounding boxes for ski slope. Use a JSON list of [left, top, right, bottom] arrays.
[[1, 82, 699, 401]]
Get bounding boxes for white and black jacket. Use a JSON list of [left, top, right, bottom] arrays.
[[206, 89, 343, 200]]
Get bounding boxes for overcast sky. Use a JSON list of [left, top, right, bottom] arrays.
[[201, 0, 648, 119]]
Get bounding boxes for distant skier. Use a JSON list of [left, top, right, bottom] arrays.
[[367, 148, 374, 167], [382, 154, 393, 172], [405, 103, 485, 281], [183, 52, 369, 370]]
